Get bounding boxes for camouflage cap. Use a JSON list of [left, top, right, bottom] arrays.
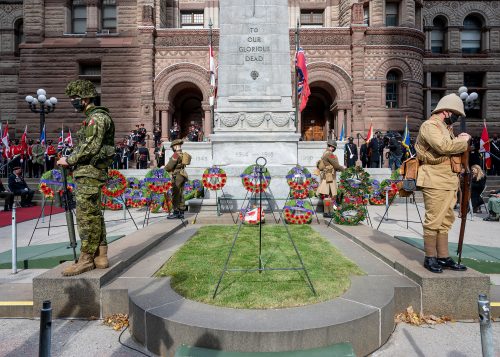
[[65, 79, 98, 98], [170, 139, 184, 148]]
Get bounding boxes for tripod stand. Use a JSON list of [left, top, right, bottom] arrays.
[[213, 157, 316, 299], [376, 189, 423, 230]]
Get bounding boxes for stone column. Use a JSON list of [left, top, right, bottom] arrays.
[[202, 102, 211, 140], [86, 0, 99, 36], [425, 72, 432, 118], [346, 109, 352, 137]]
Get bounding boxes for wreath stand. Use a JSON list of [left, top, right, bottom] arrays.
[[193, 187, 235, 224], [376, 188, 423, 230], [101, 194, 139, 230], [28, 196, 77, 246], [213, 157, 316, 299]]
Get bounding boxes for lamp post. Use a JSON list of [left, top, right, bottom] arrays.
[[457, 86, 479, 133], [25, 89, 58, 136]]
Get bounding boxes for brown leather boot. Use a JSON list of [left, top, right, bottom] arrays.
[[94, 245, 109, 269], [62, 252, 95, 276]]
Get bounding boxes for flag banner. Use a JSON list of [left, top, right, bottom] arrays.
[[339, 122, 345, 141], [480, 122, 491, 170], [209, 44, 217, 107], [365, 122, 373, 143], [57, 128, 64, 150], [295, 48, 310, 112], [65, 129, 73, 147], [1, 122, 9, 150], [40, 125, 46, 147], [21, 125, 28, 151], [402, 116, 411, 149]]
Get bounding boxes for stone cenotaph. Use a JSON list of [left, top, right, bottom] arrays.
[[209, 0, 300, 199]]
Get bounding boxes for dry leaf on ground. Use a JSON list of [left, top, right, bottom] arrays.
[[395, 306, 452, 326], [103, 313, 129, 331]]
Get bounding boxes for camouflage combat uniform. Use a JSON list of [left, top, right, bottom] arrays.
[[66, 105, 115, 255]]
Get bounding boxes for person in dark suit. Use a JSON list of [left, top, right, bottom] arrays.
[[345, 137, 358, 167], [0, 179, 14, 211], [360, 140, 368, 168], [8, 166, 35, 207], [369, 132, 385, 168]]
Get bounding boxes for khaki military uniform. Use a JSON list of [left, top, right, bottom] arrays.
[[165, 152, 189, 212], [317, 150, 345, 197], [415, 115, 468, 258], [67, 105, 115, 255]]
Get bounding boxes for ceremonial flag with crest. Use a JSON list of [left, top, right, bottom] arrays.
[[40, 125, 46, 146], [295, 48, 310, 112], [480, 121, 491, 170], [209, 44, 217, 107]]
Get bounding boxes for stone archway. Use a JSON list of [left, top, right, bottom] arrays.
[[171, 85, 204, 140], [301, 84, 336, 141]]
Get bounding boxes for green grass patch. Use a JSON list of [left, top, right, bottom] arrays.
[[457, 257, 500, 274], [155, 225, 364, 309]]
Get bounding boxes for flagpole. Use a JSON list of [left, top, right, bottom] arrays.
[[294, 18, 300, 133], [209, 18, 214, 135]]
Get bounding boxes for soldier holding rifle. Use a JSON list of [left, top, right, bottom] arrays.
[[415, 94, 470, 273], [57, 80, 115, 276]]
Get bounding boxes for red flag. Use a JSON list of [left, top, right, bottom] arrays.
[[480, 121, 491, 170], [1, 122, 9, 150], [295, 48, 310, 112], [209, 44, 217, 107], [365, 122, 374, 143], [21, 125, 28, 151], [65, 129, 73, 147], [58, 128, 64, 150]]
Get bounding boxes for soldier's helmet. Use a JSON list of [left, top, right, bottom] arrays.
[[327, 139, 337, 148], [432, 93, 466, 117], [170, 139, 184, 148], [65, 79, 98, 98]]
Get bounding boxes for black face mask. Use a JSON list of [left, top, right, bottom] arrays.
[[70, 98, 85, 112], [444, 113, 460, 126]]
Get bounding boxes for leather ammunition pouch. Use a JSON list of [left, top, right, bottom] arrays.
[[450, 155, 462, 173], [397, 179, 416, 197]]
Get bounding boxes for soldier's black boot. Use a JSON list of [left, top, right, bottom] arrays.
[[424, 256, 443, 273], [167, 210, 180, 219], [437, 257, 467, 271], [178, 211, 184, 219]]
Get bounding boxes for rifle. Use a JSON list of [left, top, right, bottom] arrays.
[[457, 141, 471, 266], [61, 167, 78, 262]]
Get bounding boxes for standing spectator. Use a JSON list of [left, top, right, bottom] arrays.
[[138, 123, 147, 143], [31, 139, 45, 178], [153, 126, 162, 147], [9, 139, 23, 169], [360, 139, 368, 168], [491, 134, 500, 176], [388, 136, 403, 170], [26, 138, 34, 178], [187, 125, 199, 142], [8, 166, 35, 207], [345, 137, 358, 168], [169, 122, 180, 141], [471, 165, 486, 213], [119, 141, 129, 169], [469, 139, 481, 168], [135, 141, 150, 169], [45, 139, 57, 170], [368, 131, 385, 168], [0, 178, 14, 211], [154, 141, 165, 167]]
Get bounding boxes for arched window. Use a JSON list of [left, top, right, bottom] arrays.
[[14, 19, 24, 57], [431, 16, 447, 54], [462, 15, 483, 54], [72, 0, 87, 34], [386, 70, 400, 109]]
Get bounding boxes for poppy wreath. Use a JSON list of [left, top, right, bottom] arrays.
[[144, 168, 172, 194], [240, 164, 272, 193], [338, 166, 371, 199], [101, 170, 127, 198], [124, 188, 149, 208], [38, 169, 76, 199], [283, 199, 314, 224], [149, 193, 173, 213], [308, 177, 319, 198], [369, 179, 387, 205], [379, 179, 398, 200], [291, 189, 309, 199], [332, 203, 367, 226], [239, 206, 265, 225], [201, 166, 227, 191], [101, 197, 124, 210], [286, 166, 312, 191], [184, 179, 204, 201], [127, 177, 141, 189]]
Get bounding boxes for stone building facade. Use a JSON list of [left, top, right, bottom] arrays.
[[0, 0, 498, 142]]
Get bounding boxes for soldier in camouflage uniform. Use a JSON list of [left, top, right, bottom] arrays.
[[57, 79, 115, 276], [165, 139, 190, 219]]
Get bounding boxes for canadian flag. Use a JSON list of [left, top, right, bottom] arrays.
[[21, 125, 28, 152], [241, 207, 265, 225], [1, 121, 9, 150], [365, 122, 374, 143], [65, 129, 73, 147], [479, 121, 491, 170]]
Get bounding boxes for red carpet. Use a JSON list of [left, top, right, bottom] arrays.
[[0, 205, 66, 228]]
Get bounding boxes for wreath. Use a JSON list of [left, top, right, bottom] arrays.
[[124, 188, 149, 208], [240, 164, 271, 193], [102, 170, 127, 198], [239, 206, 265, 225], [184, 179, 204, 201], [283, 199, 314, 224], [286, 166, 312, 191], [144, 168, 172, 194], [338, 166, 371, 199], [308, 177, 319, 198], [332, 203, 367, 225], [127, 177, 141, 189], [291, 189, 309, 199], [202, 166, 227, 191], [149, 193, 173, 213], [38, 169, 76, 199], [101, 196, 125, 210]]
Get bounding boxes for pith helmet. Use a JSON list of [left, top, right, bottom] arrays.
[[327, 139, 337, 148], [65, 79, 98, 98], [432, 93, 466, 117], [170, 139, 184, 148]]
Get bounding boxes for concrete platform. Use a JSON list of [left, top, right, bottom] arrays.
[[326, 221, 490, 319], [127, 224, 420, 356], [31, 218, 187, 318]]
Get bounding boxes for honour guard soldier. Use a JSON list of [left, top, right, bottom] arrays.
[[165, 139, 190, 219], [45, 140, 57, 170], [31, 139, 45, 178], [345, 137, 358, 168], [415, 93, 470, 273], [57, 79, 116, 276], [317, 140, 346, 217], [368, 131, 385, 168], [9, 139, 23, 169]]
